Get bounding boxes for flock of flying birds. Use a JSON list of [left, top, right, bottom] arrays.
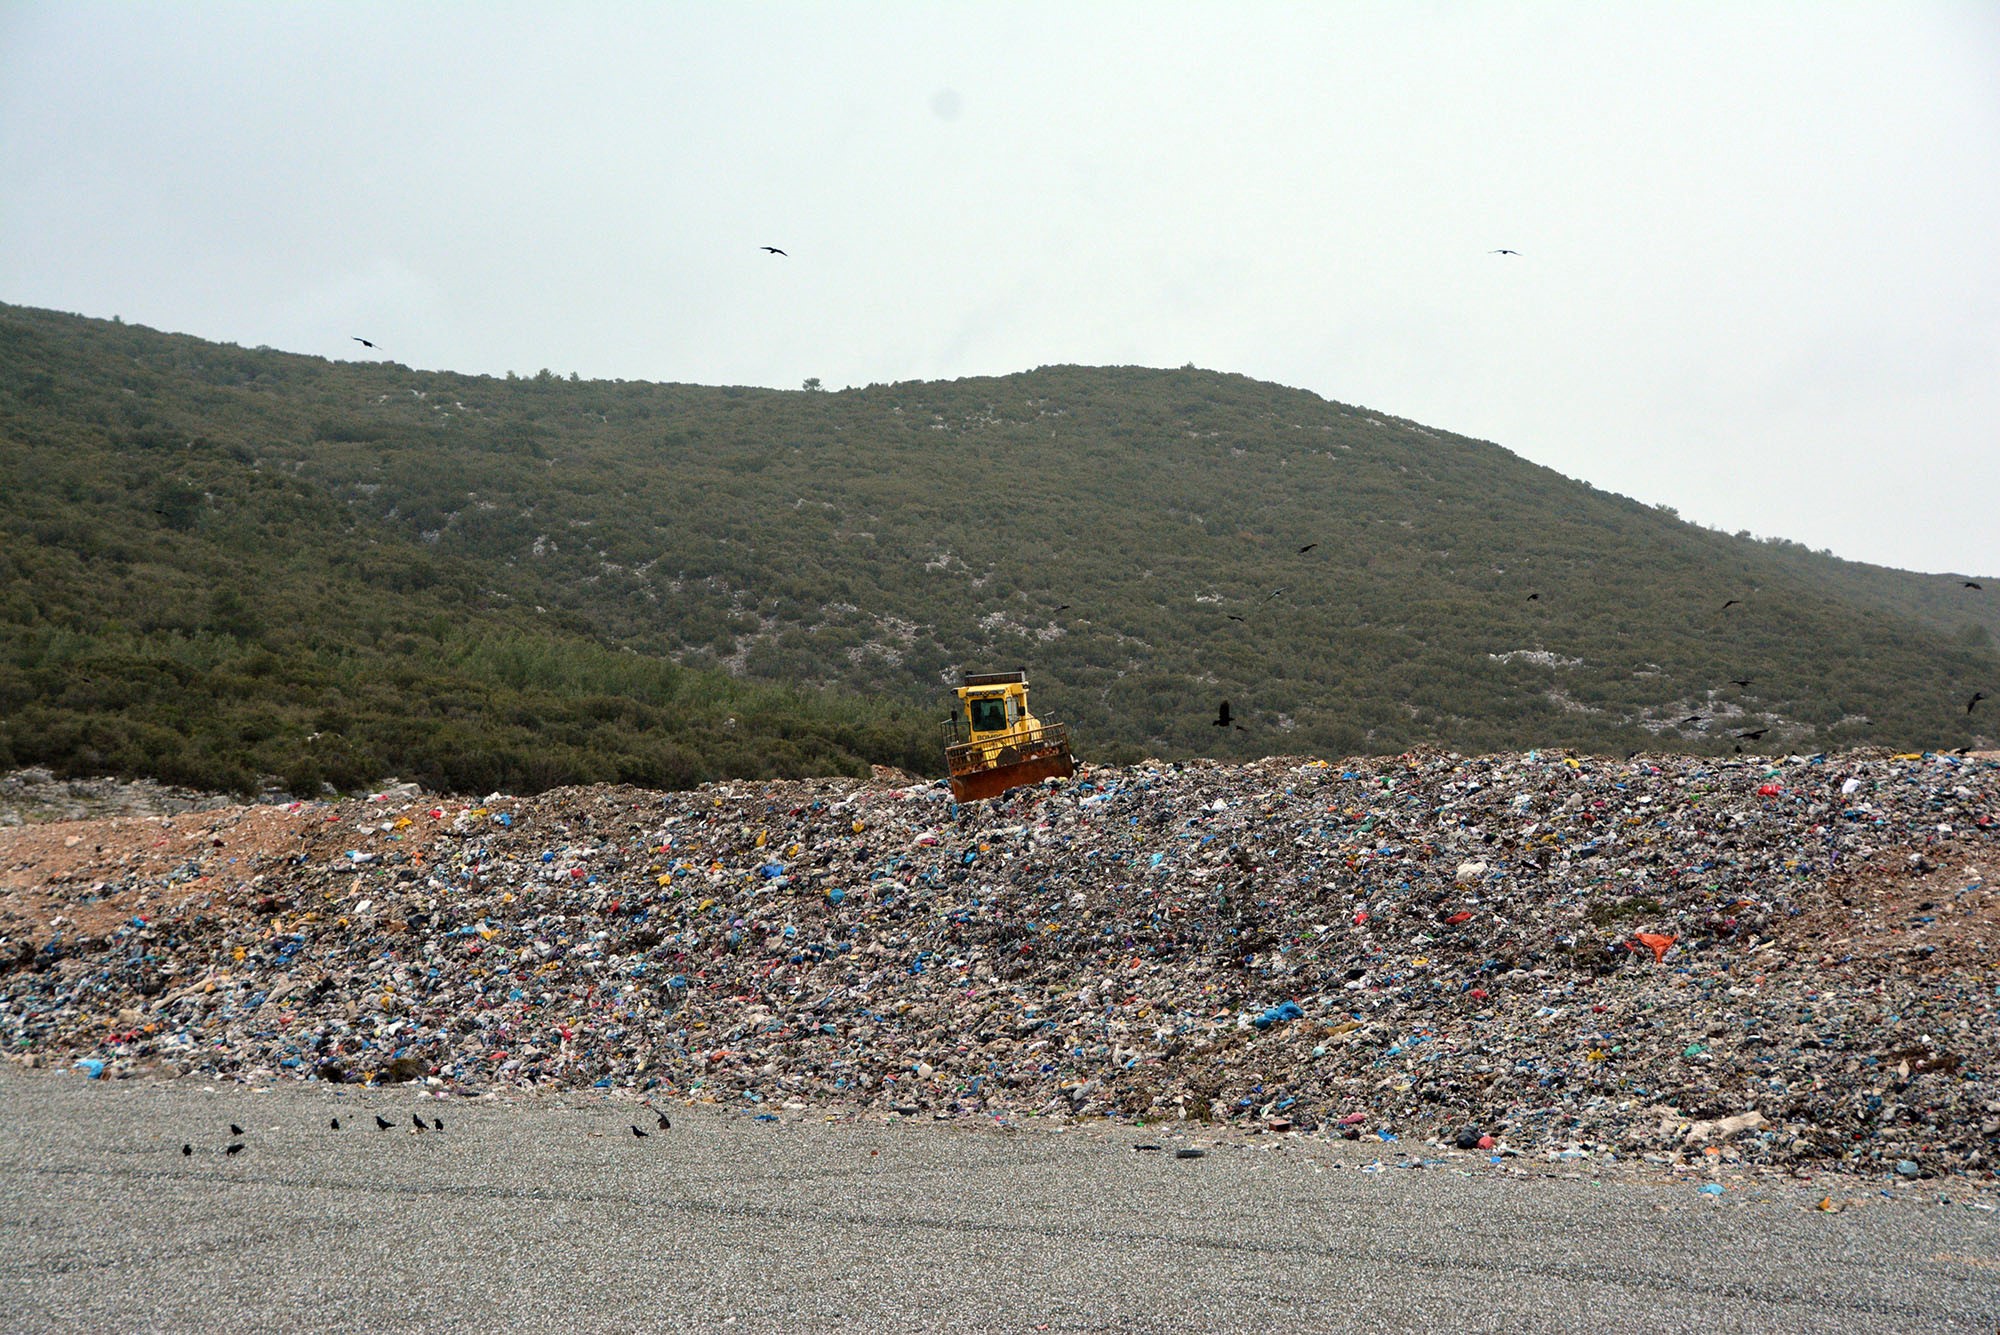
[[346, 244, 1990, 748], [178, 1107, 674, 1158]]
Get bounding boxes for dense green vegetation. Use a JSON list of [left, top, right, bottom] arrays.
[[1, 302, 1992, 795]]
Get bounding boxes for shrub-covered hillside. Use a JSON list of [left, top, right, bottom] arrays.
[[1, 302, 1992, 792]]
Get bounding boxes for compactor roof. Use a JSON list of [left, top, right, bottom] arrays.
[[960, 671, 1027, 688]]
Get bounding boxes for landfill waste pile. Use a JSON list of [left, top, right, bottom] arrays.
[[3, 749, 1996, 1181]]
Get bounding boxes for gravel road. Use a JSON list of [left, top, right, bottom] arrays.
[[1, 1070, 1995, 1333]]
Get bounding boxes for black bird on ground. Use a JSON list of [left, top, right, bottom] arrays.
[[229, 1123, 244, 1136], [1297, 543, 1317, 554], [182, 1143, 192, 1157], [1736, 728, 1769, 740], [632, 1125, 650, 1138], [411, 1113, 427, 1133], [760, 246, 787, 256], [431, 1117, 444, 1132], [225, 1143, 244, 1156], [657, 1111, 671, 1131], [1971, 692, 1988, 714], [1720, 599, 1741, 610], [330, 1117, 340, 1130], [375, 1114, 394, 1130]]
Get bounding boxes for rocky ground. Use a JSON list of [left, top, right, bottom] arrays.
[[2, 749, 1995, 1184]]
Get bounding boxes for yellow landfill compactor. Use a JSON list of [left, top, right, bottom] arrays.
[[941, 670, 1076, 802]]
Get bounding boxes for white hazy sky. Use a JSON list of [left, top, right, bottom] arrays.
[[3, 3, 1996, 574]]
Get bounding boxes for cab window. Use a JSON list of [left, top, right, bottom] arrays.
[[968, 697, 1009, 732]]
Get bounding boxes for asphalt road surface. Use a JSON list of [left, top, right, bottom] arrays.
[[1, 1070, 1995, 1333]]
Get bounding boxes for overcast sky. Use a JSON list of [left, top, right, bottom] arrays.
[[4, 3, 1996, 574]]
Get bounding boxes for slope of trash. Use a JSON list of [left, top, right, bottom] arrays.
[[3, 749, 1996, 1181]]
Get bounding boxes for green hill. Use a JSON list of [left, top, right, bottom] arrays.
[[1, 301, 1992, 794]]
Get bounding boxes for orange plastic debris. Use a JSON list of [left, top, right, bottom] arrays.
[[1632, 932, 1676, 963]]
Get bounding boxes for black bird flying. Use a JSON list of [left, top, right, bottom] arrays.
[[1971, 692, 1988, 714], [1226, 614, 1247, 622], [1729, 678, 1754, 688], [1721, 599, 1741, 610], [1964, 581, 1983, 590], [1297, 543, 1317, 554], [760, 246, 787, 256], [1526, 593, 1540, 601], [1736, 728, 1769, 740], [1490, 249, 1520, 255], [351, 336, 374, 348], [1213, 701, 1234, 729]]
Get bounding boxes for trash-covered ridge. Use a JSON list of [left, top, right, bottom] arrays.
[[4, 749, 1996, 1179]]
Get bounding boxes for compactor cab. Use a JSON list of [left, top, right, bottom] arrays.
[[941, 670, 1076, 802]]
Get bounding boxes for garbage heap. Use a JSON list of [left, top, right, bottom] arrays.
[[4, 749, 1996, 1179]]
